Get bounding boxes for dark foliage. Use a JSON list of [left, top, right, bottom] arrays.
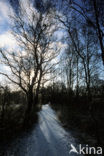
[[0, 86, 39, 143]]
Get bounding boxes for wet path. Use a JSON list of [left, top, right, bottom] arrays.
[[1, 105, 80, 156]]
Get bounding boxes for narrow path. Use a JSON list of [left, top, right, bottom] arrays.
[[2, 104, 80, 156]]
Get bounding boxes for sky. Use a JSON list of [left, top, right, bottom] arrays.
[[0, 0, 103, 88], [0, 0, 85, 51], [0, 0, 10, 34], [0, 0, 16, 47], [0, 0, 67, 85], [0, 0, 15, 83], [0, 0, 66, 50], [0, 0, 17, 84]]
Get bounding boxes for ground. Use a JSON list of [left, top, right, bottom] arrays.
[[0, 104, 83, 156]]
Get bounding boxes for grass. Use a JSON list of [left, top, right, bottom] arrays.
[[0, 103, 39, 144]]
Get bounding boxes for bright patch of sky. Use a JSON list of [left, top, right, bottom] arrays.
[[0, 31, 16, 50], [0, 0, 18, 84], [0, 0, 11, 34], [0, 0, 16, 51]]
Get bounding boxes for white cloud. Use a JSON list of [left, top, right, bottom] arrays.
[[2, 65, 11, 73], [0, 0, 14, 35], [0, 0, 13, 21], [0, 31, 17, 50]]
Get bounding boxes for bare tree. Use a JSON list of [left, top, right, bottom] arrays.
[[68, 0, 104, 64], [56, 12, 99, 98], [0, 3, 59, 121]]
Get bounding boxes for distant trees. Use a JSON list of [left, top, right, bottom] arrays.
[[55, 2, 100, 98], [0, 2, 59, 121], [0, 86, 10, 124]]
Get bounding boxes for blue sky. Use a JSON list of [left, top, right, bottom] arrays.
[[0, 0, 19, 83], [0, 0, 9, 34], [0, 0, 67, 50], [0, 0, 103, 86]]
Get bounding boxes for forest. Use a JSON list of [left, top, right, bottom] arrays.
[[0, 0, 104, 154]]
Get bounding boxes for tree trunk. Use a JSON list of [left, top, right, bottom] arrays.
[[23, 89, 33, 126], [33, 69, 42, 110], [92, 0, 104, 64], [76, 57, 79, 98], [27, 94, 33, 114]]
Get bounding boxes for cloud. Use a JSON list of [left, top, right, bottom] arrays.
[[0, 1, 10, 19], [0, 31, 16, 50], [0, 0, 14, 34]]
